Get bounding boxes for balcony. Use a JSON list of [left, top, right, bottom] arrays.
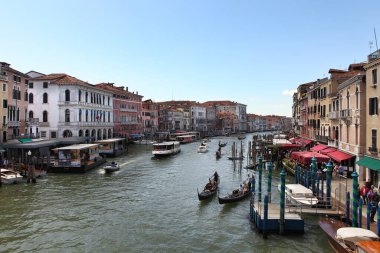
[[328, 111, 339, 120], [316, 135, 328, 143], [8, 120, 20, 127], [297, 120, 306, 126], [369, 147, 378, 155], [340, 109, 351, 118], [26, 118, 40, 126], [328, 139, 339, 148], [120, 108, 138, 112], [0, 74, 8, 81]]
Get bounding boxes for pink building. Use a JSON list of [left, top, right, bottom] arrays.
[[96, 83, 143, 139]]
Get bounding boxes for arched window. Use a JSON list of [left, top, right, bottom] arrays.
[[65, 109, 70, 122], [85, 92, 88, 103], [103, 95, 105, 105], [79, 130, 83, 137], [43, 93, 48, 103], [85, 109, 88, 122], [29, 111, 34, 119], [29, 93, 34, 104], [65, 90, 70, 102], [78, 90, 82, 102], [43, 111, 48, 122], [108, 97, 110, 106], [346, 91, 350, 109], [79, 109, 82, 122]]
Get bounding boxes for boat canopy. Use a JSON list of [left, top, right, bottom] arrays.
[[285, 184, 313, 194], [336, 227, 379, 241], [53, 144, 99, 151], [96, 138, 126, 143]]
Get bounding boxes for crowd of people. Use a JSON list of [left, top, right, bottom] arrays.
[[359, 181, 380, 223]]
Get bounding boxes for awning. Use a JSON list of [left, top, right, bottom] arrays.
[[310, 144, 328, 152], [356, 156, 380, 172], [303, 139, 313, 145], [320, 148, 337, 155], [279, 144, 301, 149], [327, 150, 354, 163], [18, 138, 33, 143]]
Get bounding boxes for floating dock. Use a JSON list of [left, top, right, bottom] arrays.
[[251, 202, 304, 233]]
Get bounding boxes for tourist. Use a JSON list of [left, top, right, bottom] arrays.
[[370, 190, 379, 222], [239, 184, 244, 194]]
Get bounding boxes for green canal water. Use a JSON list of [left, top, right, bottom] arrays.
[[0, 134, 333, 253]]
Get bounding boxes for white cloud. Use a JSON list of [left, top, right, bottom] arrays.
[[282, 89, 297, 96]]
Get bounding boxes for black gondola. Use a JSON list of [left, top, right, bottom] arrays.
[[218, 142, 227, 147], [245, 163, 256, 170], [218, 189, 251, 204], [198, 173, 220, 200]]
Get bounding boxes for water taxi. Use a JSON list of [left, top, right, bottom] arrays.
[[197, 142, 208, 153], [152, 141, 181, 157], [96, 138, 127, 157], [277, 183, 319, 206], [50, 144, 106, 173], [176, 135, 196, 144], [1, 169, 23, 184]]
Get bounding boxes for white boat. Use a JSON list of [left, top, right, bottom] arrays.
[[152, 141, 181, 157], [104, 162, 120, 173], [1, 169, 23, 184], [277, 183, 319, 206], [198, 142, 208, 153], [133, 139, 157, 145]]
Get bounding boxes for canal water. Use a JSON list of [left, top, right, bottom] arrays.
[[0, 134, 333, 253]]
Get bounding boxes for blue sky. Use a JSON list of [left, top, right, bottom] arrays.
[[2, 0, 380, 116]]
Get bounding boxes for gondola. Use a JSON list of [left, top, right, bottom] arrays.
[[218, 189, 251, 204], [237, 136, 246, 140], [198, 173, 220, 200], [218, 142, 227, 147], [227, 156, 244, 160], [245, 163, 256, 170]]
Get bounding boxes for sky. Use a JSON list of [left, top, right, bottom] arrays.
[[2, 0, 380, 117]]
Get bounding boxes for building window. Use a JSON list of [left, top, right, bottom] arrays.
[[41, 131, 47, 138], [355, 87, 359, 110], [51, 131, 57, 138], [85, 92, 88, 103], [372, 129, 377, 149], [86, 109, 88, 122], [79, 109, 82, 122], [2, 99, 7, 108], [29, 82, 33, 88], [43, 82, 48, 88], [2, 83, 6, 91], [43, 111, 48, 122], [29, 111, 34, 119], [79, 90, 81, 102], [43, 93, 48, 103], [65, 109, 70, 122], [65, 90, 70, 102], [25, 91, 28, 101], [29, 93, 34, 104], [369, 97, 379, 115], [108, 97, 110, 106], [372, 69, 378, 85], [346, 91, 350, 109]]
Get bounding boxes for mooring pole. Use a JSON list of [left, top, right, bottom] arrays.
[[279, 169, 286, 235], [326, 162, 332, 207], [352, 171, 358, 227], [377, 206, 380, 236], [358, 198, 363, 228], [346, 192, 350, 225], [263, 195, 268, 239], [267, 162, 273, 203], [367, 202, 371, 230], [311, 156, 316, 194], [258, 156, 263, 203], [321, 174, 324, 204]]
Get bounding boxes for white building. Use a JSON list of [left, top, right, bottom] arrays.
[[27, 74, 114, 140], [191, 105, 207, 132]]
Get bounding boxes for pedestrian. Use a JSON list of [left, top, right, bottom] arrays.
[[3, 158, 8, 170], [360, 185, 367, 205], [370, 190, 379, 222]]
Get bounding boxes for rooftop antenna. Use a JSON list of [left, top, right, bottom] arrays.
[[369, 41, 373, 54], [374, 27, 379, 51]]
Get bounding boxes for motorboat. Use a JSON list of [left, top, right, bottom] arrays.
[[319, 217, 380, 253], [152, 141, 181, 157], [198, 142, 208, 153], [1, 169, 23, 184], [133, 139, 157, 145], [277, 183, 319, 206], [104, 162, 120, 173]]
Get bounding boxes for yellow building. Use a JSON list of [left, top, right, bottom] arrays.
[[357, 51, 380, 186]]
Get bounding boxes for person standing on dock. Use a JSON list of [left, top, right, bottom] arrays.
[[370, 190, 379, 222]]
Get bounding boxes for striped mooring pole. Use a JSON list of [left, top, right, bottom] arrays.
[[267, 162, 273, 203], [326, 162, 332, 207], [258, 156, 263, 202], [377, 206, 380, 236], [351, 171, 358, 227], [279, 169, 286, 235], [367, 202, 371, 230], [311, 156, 316, 194], [263, 195, 268, 239]]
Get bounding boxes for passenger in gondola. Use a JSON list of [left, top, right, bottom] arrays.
[[213, 171, 219, 183], [239, 184, 244, 194]]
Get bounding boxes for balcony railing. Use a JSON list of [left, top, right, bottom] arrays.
[[0, 74, 8, 81], [8, 121, 20, 127], [328, 111, 339, 119], [340, 109, 351, 118]]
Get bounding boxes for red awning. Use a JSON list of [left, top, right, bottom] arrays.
[[327, 150, 354, 163], [298, 152, 330, 164], [310, 144, 328, 152], [279, 144, 301, 149], [303, 139, 312, 145], [320, 148, 337, 155]]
